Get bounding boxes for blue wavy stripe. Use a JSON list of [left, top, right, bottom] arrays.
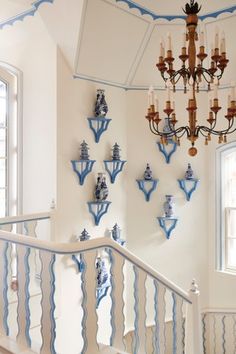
[[3, 242, 9, 336], [0, 0, 54, 30], [49, 254, 56, 354], [81, 253, 88, 354], [133, 265, 139, 354], [25, 248, 31, 347], [109, 249, 115, 346], [116, 0, 236, 21], [172, 293, 177, 354]]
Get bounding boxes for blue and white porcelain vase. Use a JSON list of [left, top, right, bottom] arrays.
[[144, 163, 153, 180], [164, 195, 174, 217], [96, 257, 108, 288], [94, 89, 108, 117], [94, 173, 109, 201], [185, 163, 194, 180]]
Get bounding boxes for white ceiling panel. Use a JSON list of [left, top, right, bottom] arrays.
[[132, 23, 186, 87], [76, 0, 150, 85]]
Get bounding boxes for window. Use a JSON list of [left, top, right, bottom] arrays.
[[217, 143, 236, 272], [0, 65, 21, 217]]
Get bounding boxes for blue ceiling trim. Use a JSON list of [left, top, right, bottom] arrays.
[[115, 0, 236, 21], [0, 0, 54, 30]]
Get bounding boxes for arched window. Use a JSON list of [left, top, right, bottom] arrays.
[[0, 65, 21, 217], [217, 142, 236, 272]]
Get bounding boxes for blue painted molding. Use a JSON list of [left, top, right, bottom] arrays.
[[157, 141, 177, 164], [136, 179, 159, 202], [178, 179, 199, 201], [3, 242, 9, 336], [115, 0, 236, 22], [157, 217, 178, 239], [71, 160, 96, 185], [24, 248, 31, 347], [0, 0, 54, 30], [104, 160, 126, 183], [87, 117, 112, 143], [87, 201, 111, 225]]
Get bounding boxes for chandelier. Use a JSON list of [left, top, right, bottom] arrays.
[[145, 0, 235, 156]]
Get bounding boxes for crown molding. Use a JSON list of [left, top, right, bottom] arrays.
[[0, 0, 54, 30], [115, 0, 236, 22]]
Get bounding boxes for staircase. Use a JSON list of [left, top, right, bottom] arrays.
[[0, 212, 204, 354]]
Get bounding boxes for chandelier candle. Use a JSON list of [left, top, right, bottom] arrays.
[[146, 0, 235, 156]]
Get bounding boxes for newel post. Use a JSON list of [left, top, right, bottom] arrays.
[[185, 279, 203, 354]]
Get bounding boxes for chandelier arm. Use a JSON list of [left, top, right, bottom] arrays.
[[197, 120, 235, 136]]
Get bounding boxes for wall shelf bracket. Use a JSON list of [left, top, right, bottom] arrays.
[[104, 160, 126, 183], [87, 117, 112, 143], [87, 201, 111, 225], [157, 217, 178, 239], [136, 179, 159, 201], [178, 178, 199, 201], [157, 140, 177, 164], [71, 160, 96, 185]]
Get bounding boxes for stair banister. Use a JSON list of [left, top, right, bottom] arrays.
[[0, 231, 191, 302], [0, 227, 204, 354]]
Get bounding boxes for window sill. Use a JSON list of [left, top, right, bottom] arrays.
[[216, 269, 236, 277]]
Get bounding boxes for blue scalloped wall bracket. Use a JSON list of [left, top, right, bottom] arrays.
[[115, 0, 236, 22], [104, 160, 126, 183], [157, 217, 178, 239], [87, 201, 111, 226], [0, 0, 54, 30], [87, 117, 112, 143], [178, 178, 199, 201], [157, 140, 177, 164], [136, 179, 159, 202], [71, 160, 96, 185]]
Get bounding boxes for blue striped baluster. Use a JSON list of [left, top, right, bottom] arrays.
[[213, 314, 216, 354], [153, 280, 166, 354], [222, 315, 226, 354], [233, 315, 236, 354], [0, 241, 10, 336], [133, 266, 147, 354], [39, 251, 56, 354], [202, 313, 207, 354], [80, 250, 100, 354], [172, 293, 184, 354], [110, 250, 126, 351], [16, 245, 31, 348]]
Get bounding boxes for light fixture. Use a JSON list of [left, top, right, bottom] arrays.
[[145, 0, 235, 156]]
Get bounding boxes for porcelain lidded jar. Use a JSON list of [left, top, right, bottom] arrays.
[[163, 195, 174, 218], [94, 173, 109, 201]]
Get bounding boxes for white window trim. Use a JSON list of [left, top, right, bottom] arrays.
[[216, 142, 236, 273], [0, 62, 22, 217]]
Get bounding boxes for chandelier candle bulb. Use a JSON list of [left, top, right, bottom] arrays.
[[215, 27, 219, 49], [199, 31, 204, 47], [220, 32, 226, 54], [182, 32, 187, 48], [155, 96, 159, 112], [167, 32, 172, 51], [231, 83, 236, 101]]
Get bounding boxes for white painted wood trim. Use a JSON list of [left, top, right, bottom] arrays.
[[0, 232, 191, 303]]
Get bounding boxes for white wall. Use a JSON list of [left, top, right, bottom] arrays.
[[208, 87, 236, 309], [0, 14, 57, 214]]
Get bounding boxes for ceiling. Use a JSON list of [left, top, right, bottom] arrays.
[[1, 0, 236, 89]]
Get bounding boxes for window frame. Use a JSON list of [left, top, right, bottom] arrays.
[[0, 63, 22, 218], [216, 142, 236, 273]]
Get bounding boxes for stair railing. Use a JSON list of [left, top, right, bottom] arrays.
[[0, 223, 203, 354]]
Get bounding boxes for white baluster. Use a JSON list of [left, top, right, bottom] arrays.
[[16, 245, 31, 348], [153, 280, 166, 354], [185, 280, 203, 354], [110, 250, 125, 351], [133, 266, 147, 354], [0, 241, 9, 336], [81, 250, 99, 354], [172, 293, 184, 354], [39, 251, 56, 354], [24, 220, 37, 237], [50, 200, 56, 241]]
